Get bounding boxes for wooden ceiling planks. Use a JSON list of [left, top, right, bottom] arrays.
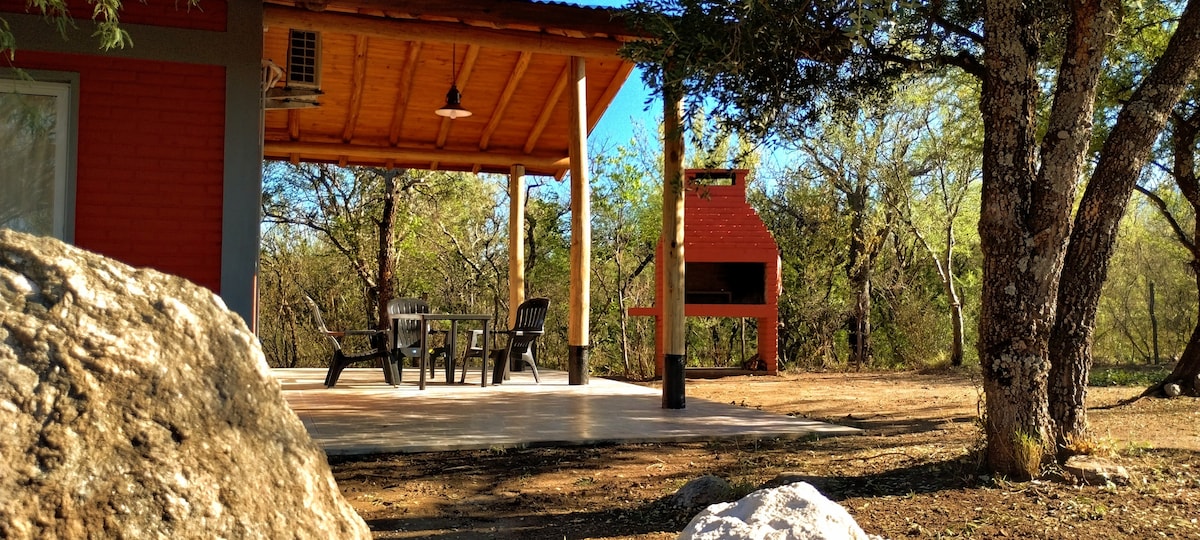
[[479, 50, 532, 151], [388, 41, 423, 146], [342, 35, 370, 143], [262, 0, 643, 176]]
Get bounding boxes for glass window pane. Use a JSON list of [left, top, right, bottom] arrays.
[[0, 81, 68, 238]]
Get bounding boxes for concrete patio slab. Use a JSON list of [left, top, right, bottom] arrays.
[[275, 367, 860, 456]]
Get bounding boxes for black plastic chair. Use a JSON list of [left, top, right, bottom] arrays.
[[305, 295, 389, 388], [388, 297, 448, 383], [461, 297, 549, 384]]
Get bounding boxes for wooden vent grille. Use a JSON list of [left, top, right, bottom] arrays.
[[287, 30, 321, 88]]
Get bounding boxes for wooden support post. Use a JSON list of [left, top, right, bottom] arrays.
[[662, 85, 686, 409], [509, 164, 526, 328], [567, 56, 590, 385]]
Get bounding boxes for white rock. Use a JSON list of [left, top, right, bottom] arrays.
[[1165, 383, 1182, 397], [678, 481, 879, 540]]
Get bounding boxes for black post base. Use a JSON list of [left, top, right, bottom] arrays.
[[568, 345, 589, 385], [663, 353, 686, 409]]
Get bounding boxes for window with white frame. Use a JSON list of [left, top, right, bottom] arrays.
[[0, 79, 72, 240]]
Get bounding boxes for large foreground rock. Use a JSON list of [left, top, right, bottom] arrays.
[[0, 230, 370, 539], [679, 482, 879, 540]]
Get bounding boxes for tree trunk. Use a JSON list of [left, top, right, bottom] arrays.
[[1049, 0, 1200, 452], [846, 183, 871, 367], [978, 0, 1059, 479], [1150, 281, 1160, 365], [375, 170, 402, 332], [945, 223, 965, 367]]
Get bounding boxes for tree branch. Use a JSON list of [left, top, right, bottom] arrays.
[[1134, 184, 1196, 252]]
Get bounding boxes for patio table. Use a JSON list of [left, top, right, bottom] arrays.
[[391, 313, 491, 390]]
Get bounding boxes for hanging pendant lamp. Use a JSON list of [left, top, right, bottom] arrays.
[[435, 44, 472, 119]]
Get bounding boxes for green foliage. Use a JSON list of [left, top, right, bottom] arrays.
[[588, 142, 662, 378], [1093, 198, 1196, 365], [1092, 0, 1180, 148], [752, 177, 848, 368], [258, 164, 508, 368], [2, 0, 203, 59], [1089, 365, 1174, 387], [754, 79, 983, 370], [620, 0, 986, 140]]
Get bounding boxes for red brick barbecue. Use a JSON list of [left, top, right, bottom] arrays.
[[630, 169, 782, 375]]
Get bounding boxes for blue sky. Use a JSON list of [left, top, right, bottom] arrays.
[[591, 65, 658, 149], [560, 0, 798, 179], [560, 0, 659, 149]]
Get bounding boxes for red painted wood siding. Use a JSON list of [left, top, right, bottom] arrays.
[[13, 51, 226, 292], [0, 0, 227, 31]]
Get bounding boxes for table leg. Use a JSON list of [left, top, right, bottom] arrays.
[[481, 320, 490, 387], [418, 318, 428, 391], [384, 322, 401, 386], [447, 320, 459, 383]]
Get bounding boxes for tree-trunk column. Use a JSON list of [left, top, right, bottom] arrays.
[[509, 164, 526, 328], [567, 56, 590, 385], [662, 85, 686, 409]]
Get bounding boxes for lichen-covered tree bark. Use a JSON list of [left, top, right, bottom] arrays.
[[977, 0, 1054, 477], [978, 0, 1118, 476], [1049, 2, 1200, 451]]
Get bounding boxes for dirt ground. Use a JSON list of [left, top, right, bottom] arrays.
[[331, 371, 1200, 539]]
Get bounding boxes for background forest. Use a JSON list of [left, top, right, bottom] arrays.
[[257, 77, 1196, 380]]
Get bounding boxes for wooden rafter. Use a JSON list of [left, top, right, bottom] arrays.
[[264, 140, 569, 170], [388, 41, 423, 146], [343, 35, 371, 142], [288, 110, 301, 140], [523, 64, 569, 154], [264, 5, 626, 58], [479, 51, 532, 151], [287, 110, 301, 163], [262, 0, 645, 177]]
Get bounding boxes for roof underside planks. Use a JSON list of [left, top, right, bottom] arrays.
[[261, 0, 641, 177]]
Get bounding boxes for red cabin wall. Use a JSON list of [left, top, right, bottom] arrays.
[[12, 51, 226, 292]]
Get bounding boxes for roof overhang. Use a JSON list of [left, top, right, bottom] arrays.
[[261, 0, 641, 177]]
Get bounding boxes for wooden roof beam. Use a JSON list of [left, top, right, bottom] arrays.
[[264, 140, 570, 170], [388, 41, 422, 146], [523, 64, 569, 154], [479, 51, 532, 151], [264, 5, 626, 58], [342, 35, 371, 142]]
